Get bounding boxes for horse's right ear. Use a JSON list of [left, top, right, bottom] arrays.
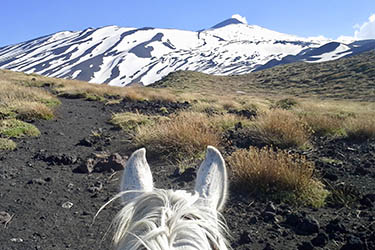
[[194, 146, 227, 211], [120, 148, 153, 203]]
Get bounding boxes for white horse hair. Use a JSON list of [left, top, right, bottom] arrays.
[[99, 146, 230, 250]]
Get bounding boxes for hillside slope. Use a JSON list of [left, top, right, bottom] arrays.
[[1, 16, 374, 86], [155, 51, 375, 101]]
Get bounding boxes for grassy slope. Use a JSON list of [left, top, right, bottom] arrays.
[[1, 51, 375, 205], [155, 51, 375, 101]]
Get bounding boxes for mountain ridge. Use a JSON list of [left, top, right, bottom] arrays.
[[1, 15, 374, 86]]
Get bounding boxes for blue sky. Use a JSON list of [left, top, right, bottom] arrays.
[[1, 0, 375, 47]]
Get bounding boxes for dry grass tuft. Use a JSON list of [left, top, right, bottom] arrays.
[[250, 109, 312, 148], [0, 80, 59, 120], [228, 147, 329, 207], [0, 138, 17, 150], [344, 114, 375, 141], [110, 112, 168, 132], [301, 113, 347, 137], [134, 111, 222, 161]]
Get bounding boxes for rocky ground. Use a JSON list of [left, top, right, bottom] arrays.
[[1, 96, 374, 250]]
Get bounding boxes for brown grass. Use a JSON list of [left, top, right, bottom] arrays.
[[110, 112, 169, 132], [0, 79, 59, 120], [134, 111, 222, 161], [228, 147, 329, 207], [344, 114, 375, 140], [301, 113, 346, 136], [250, 109, 312, 148]]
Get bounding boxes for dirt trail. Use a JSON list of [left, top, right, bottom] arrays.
[[1, 97, 374, 250]]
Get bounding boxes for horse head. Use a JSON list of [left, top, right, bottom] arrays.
[[111, 146, 229, 250]]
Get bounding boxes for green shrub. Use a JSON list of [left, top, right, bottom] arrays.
[[0, 138, 17, 150], [0, 119, 41, 138]]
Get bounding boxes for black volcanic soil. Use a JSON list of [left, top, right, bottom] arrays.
[[1, 96, 374, 250]]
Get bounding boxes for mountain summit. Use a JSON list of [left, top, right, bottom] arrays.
[[1, 15, 374, 86], [210, 14, 247, 29]]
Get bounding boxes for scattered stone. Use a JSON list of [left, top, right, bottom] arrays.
[[10, 238, 23, 243], [34, 151, 78, 165], [115, 99, 191, 116], [265, 202, 277, 213], [311, 232, 329, 247], [78, 158, 95, 173], [360, 195, 373, 207], [263, 243, 276, 250], [87, 181, 103, 193], [0, 211, 12, 226], [173, 167, 196, 182], [61, 201, 73, 209], [249, 216, 258, 224], [27, 178, 47, 185], [298, 241, 314, 250], [322, 171, 339, 181], [285, 213, 321, 235], [239, 230, 253, 244], [341, 236, 365, 250], [285, 212, 301, 227], [262, 211, 279, 223], [77, 153, 127, 173], [296, 215, 320, 235], [78, 138, 94, 147], [363, 193, 375, 202], [355, 166, 370, 175], [326, 218, 347, 235], [94, 153, 126, 172]]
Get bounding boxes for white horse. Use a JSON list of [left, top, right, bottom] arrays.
[[100, 146, 230, 250]]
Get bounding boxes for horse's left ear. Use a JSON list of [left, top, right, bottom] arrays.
[[194, 146, 228, 211], [120, 148, 153, 203]]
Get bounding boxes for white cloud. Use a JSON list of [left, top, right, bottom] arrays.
[[231, 14, 248, 24], [354, 13, 375, 39]]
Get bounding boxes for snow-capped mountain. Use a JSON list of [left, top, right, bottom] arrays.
[[1, 15, 374, 86]]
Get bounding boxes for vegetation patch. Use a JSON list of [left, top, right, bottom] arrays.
[[0, 138, 17, 151], [134, 111, 222, 161], [344, 115, 375, 141], [0, 80, 59, 121], [110, 112, 165, 132], [228, 147, 329, 207], [300, 112, 347, 137], [0, 119, 41, 138], [271, 98, 298, 110], [326, 183, 360, 208], [249, 109, 312, 149]]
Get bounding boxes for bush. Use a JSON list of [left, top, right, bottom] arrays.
[[228, 147, 329, 207], [250, 109, 312, 149], [134, 112, 221, 161]]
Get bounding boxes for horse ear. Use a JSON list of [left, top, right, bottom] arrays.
[[120, 148, 153, 202], [194, 146, 227, 211]]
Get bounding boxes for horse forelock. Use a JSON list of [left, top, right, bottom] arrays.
[[110, 189, 229, 250]]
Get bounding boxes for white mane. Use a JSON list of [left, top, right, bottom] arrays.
[[107, 189, 229, 250], [98, 146, 230, 250]]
